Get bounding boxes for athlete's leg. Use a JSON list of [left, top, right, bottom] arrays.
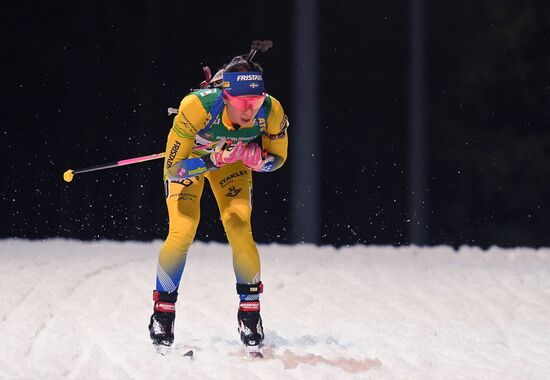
[[150, 176, 204, 345], [156, 176, 204, 293], [206, 162, 265, 347], [206, 162, 260, 285]]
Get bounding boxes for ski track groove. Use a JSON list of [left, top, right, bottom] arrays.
[[25, 315, 54, 358], [23, 254, 151, 376], [65, 319, 137, 380], [22, 264, 121, 360], [64, 255, 151, 299], [60, 339, 92, 380], [60, 259, 151, 380], [1, 284, 35, 322]]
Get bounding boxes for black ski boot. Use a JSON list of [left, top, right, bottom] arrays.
[[148, 290, 177, 346], [238, 307, 264, 346], [236, 282, 264, 348]]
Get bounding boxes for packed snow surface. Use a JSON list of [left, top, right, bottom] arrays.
[[1, 239, 550, 379]]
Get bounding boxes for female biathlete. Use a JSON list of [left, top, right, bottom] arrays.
[[148, 44, 289, 353]]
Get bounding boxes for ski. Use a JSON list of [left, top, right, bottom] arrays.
[[155, 345, 171, 356], [155, 345, 194, 358], [246, 345, 264, 359]]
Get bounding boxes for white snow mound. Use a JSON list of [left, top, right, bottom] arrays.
[[1, 239, 550, 379]]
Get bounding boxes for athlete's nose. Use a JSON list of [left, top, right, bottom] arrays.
[[242, 106, 254, 118]]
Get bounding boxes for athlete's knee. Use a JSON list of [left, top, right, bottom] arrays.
[[165, 219, 198, 251], [221, 202, 252, 232], [164, 235, 192, 254]]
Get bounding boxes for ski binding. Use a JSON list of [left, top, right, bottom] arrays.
[[246, 345, 264, 359]]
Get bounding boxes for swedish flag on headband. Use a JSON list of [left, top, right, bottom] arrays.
[[222, 71, 264, 96]]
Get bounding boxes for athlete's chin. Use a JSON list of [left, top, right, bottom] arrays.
[[240, 118, 253, 125]]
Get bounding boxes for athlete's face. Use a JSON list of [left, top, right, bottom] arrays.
[[223, 90, 266, 127]]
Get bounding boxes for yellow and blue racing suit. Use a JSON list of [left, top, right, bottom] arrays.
[[156, 88, 288, 296]]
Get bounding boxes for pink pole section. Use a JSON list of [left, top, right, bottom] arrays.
[[117, 153, 166, 166], [73, 152, 165, 175]]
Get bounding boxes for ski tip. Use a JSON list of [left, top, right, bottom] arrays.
[[183, 350, 194, 358]]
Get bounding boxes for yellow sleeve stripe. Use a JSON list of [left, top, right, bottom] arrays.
[[172, 120, 195, 139], [171, 94, 208, 139]]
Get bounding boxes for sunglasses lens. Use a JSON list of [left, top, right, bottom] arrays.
[[224, 91, 265, 111], [249, 97, 264, 109]]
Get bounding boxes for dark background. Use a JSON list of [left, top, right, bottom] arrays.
[[1, 1, 549, 248]]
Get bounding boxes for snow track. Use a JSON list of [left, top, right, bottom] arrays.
[[1, 240, 549, 379]]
